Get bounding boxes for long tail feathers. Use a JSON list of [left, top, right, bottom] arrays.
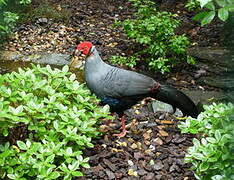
[[153, 85, 198, 118]]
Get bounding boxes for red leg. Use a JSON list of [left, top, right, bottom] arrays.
[[113, 115, 128, 137]]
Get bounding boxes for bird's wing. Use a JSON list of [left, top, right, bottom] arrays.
[[100, 67, 157, 98]]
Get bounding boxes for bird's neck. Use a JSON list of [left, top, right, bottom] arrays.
[[85, 47, 106, 73]]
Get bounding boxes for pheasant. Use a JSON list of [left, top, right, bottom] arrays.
[[71, 41, 198, 137]]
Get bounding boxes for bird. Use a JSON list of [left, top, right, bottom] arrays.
[[71, 41, 198, 137]]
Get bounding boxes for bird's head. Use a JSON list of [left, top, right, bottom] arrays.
[[75, 41, 93, 56], [70, 41, 94, 69]]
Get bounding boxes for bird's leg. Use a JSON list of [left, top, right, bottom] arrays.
[[113, 115, 128, 137]]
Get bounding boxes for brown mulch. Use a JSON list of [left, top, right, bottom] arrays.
[[80, 105, 196, 180]]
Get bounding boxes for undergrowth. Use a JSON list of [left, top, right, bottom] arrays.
[[179, 103, 234, 179], [0, 65, 111, 179], [113, 0, 195, 73]]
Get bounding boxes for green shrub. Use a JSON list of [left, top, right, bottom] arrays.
[[178, 103, 234, 179], [116, 0, 195, 73], [0, 65, 111, 179], [109, 55, 139, 68], [193, 0, 234, 25], [0, 0, 31, 41]]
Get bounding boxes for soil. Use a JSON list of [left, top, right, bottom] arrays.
[[1, 0, 225, 179]]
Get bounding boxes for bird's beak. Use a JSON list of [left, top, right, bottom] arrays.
[[73, 49, 82, 57], [70, 49, 83, 69]]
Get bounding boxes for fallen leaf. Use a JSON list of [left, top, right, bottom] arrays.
[[159, 130, 169, 137], [128, 169, 138, 176], [111, 148, 124, 152], [160, 120, 174, 124], [130, 143, 138, 149], [154, 137, 163, 145]]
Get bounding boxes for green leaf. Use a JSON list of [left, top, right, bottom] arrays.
[[227, 5, 234, 12], [199, 162, 209, 171], [62, 65, 69, 73], [69, 74, 76, 81], [193, 138, 201, 147], [7, 174, 17, 179], [204, 2, 215, 10], [53, 121, 59, 130], [199, 0, 212, 8], [201, 138, 207, 146], [201, 11, 215, 26], [49, 171, 60, 179], [17, 141, 27, 150], [66, 147, 73, 156], [193, 11, 210, 21], [46, 154, 55, 163], [81, 162, 90, 168], [218, 7, 229, 21], [68, 161, 79, 171], [215, 0, 226, 7], [193, 153, 205, 160], [206, 137, 217, 143], [71, 171, 83, 177], [214, 130, 222, 141], [26, 139, 31, 148], [3, 128, 9, 136]]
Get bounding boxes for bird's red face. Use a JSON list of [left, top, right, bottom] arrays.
[[76, 41, 93, 55]]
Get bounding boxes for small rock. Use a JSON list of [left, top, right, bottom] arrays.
[[143, 132, 151, 140], [134, 152, 144, 160], [149, 145, 155, 151], [136, 142, 142, 149], [128, 160, 134, 166], [149, 159, 155, 165], [169, 163, 178, 172], [153, 137, 163, 145], [155, 175, 163, 179], [128, 169, 138, 176], [172, 134, 187, 144], [104, 169, 115, 179], [137, 169, 148, 176], [103, 158, 117, 171], [143, 172, 155, 179], [153, 161, 164, 170], [36, 18, 48, 25], [131, 143, 138, 149], [159, 130, 169, 137], [145, 140, 151, 145], [115, 172, 123, 179]]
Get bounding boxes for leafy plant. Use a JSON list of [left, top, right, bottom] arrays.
[[193, 0, 234, 25], [0, 65, 111, 179], [179, 103, 234, 179], [116, 0, 195, 73], [109, 55, 139, 68], [186, 0, 201, 11], [0, 0, 31, 40]]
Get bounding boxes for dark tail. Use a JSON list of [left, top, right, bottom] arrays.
[[153, 85, 198, 118]]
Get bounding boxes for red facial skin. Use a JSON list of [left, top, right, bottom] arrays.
[[76, 41, 93, 55]]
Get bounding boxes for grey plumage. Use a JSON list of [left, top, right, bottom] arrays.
[[84, 46, 198, 117]]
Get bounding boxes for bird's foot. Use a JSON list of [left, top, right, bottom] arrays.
[[113, 129, 128, 138], [113, 115, 128, 137]]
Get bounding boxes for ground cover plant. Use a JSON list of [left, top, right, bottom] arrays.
[[179, 103, 234, 179], [0, 65, 111, 179], [113, 0, 195, 73], [0, 0, 31, 41]]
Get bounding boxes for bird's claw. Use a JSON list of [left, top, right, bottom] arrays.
[[113, 129, 128, 138]]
